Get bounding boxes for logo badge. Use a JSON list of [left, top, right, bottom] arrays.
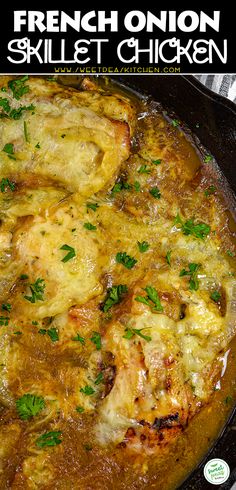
[[204, 458, 230, 485]]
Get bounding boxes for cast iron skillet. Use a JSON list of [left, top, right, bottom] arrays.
[[115, 75, 236, 490]]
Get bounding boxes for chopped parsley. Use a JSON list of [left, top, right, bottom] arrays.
[[32, 321, 38, 326], [116, 251, 137, 269], [8, 76, 29, 100], [172, 119, 180, 127], [24, 120, 30, 143], [0, 178, 15, 192], [3, 143, 15, 158], [61, 134, 66, 138], [224, 395, 233, 405], [204, 154, 213, 163], [2, 303, 11, 312], [83, 222, 97, 231], [227, 250, 234, 257], [166, 250, 172, 266], [138, 164, 151, 174], [35, 142, 41, 149], [102, 284, 128, 312], [174, 215, 211, 239], [149, 187, 161, 199], [90, 331, 101, 350], [204, 185, 216, 197], [152, 159, 162, 165], [38, 329, 47, 335], [0, 97, 11, 114], [84, 444, 93, 451], [134, 181, 141, 192], [135, 285, 163, 312], [13, 331, 22, 335], [210, 290, 221, 302], [111, 180, 132, 195], [72, 333, 85, 344], [80, 385, 95, 396], [9, 104, 35, 120], [60, 244, 76, 263], [0, 316, 9, 326], [76, 406, 85, 413], [180, 263, 200, 291], [36, 430, 62, 448], [24, 278, 45, 303], [123, 327, 152, 342], [20, 274, 29, 280], [16, 393, 45, 420], [137, 241, 149, 253], [86, 202, 99, 212], [47, 328, 59, 342], [94, 372, 104, 385]]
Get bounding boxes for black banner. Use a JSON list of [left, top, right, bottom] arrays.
[[0, 8, 235, 74]]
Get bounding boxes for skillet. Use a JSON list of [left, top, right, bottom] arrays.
[[114, 74, 236, 489]]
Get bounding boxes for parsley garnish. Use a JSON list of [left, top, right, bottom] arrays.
[[149, 187, 161, 199], [35, 142, 41, 149], [204, 185, 216, 197], [175, 215, 211, 239], [83, 222, 97, 231], [80, 385, 95, 395], [13, 331, 22, 335], [227, 250, 234, 257], [111, 180, 132, 195], [8, 76, 29, 100], [90, 331, 101, 350], [0, 316, 9, 326], [72, 333, 85, 344], [16, 393, 45, 420], [38, 329, 47, 335], [137, 241, 149, 253], [204, 154, 213, 163], [3, 143, 15, 159], [210, 290, 221, 302], [24, 278, 45, 303], [36, 430, 62, 448], [138, 164, 151, 174], [9, 104, 35, 120], [0, 97, 11, 114], [24, 120, 30, 143], [60, 244, 76, 263], [102, 284, 128, 312], [123, 327, 152, 342], [76, 406, 85, 413], [94, 372, 104, 385], [86, 202, 99, 212], [224, 395, 233, 405], [32, 321, 38, 325], [61, 134, 66, 138], [2, 303, 11, 312], [166, 250, 172, 266], [20, 274, 28, 280], [116, 251, 137, 269], [180, 263, 200, 291], [172, 119, 180, 127], [0, 178, 15, 192], [84, 444, 92, 451], [135, 286, 163, 312], [134, 181, 141, 192], [152, 159, 162, 165], [47, 328, 59, 342]]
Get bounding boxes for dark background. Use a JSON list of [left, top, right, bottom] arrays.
[[0, 7, 234, 74]]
